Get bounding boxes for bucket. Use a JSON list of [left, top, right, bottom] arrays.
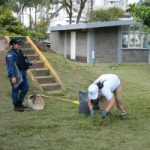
[[78, 91, 90, 115], [28, 94, 45, 110]]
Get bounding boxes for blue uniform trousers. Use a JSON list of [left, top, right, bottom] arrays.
[[11, 73, 29, 107]]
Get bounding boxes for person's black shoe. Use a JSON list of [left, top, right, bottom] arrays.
[[20, 104, 28, 109], [14, 107, 24, 112], [119, 114, 127, 120]]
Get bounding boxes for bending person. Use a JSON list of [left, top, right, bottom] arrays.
[[87, 74, 126, 119]]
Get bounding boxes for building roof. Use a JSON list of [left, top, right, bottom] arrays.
[[50, 20, 135, 31]]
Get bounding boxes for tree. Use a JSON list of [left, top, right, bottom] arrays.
[[141, 0, 150, 6], [89, 7, 124, 22], [62, 0, 73, 24], [127, 3, 150, 27], [0, 6, 27, 35], [0, 0, 9, 6], [28, 18, 49, 40], [52, 0, 90, 24], [76, 0, 88, 23], [10, 0, 46, 29], [42, 0, 53, 21]]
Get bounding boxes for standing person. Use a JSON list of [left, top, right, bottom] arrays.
[[6, 39, 35, 111], [88, 74, 126, 119]]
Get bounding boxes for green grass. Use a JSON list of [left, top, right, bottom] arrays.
[[1, 52, 150, 150]]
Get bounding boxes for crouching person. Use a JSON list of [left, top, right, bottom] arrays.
[[87, 74, 126, 119]]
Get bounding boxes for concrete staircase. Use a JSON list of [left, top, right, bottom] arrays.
[[9, 36, 62, 93]]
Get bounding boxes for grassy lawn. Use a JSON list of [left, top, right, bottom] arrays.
[[0, 51, 150, 150]]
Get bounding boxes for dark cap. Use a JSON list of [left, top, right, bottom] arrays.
[[9, 39, 22, 46]]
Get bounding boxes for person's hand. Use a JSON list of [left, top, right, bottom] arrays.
[[89, 109, 95, 116], [11, 77, 17, 84], [100, 111, 108, 119], [32, 60, 36, 65]]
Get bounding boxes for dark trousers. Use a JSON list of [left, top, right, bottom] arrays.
[[12, 74, 29, 107]]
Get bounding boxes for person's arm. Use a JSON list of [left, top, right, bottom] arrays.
[[100, 87, 115, 119], [100, 97, 115, 119], [105, 97, 115, 112], [6, 52, 17, 84], [87, 100, 95, 116]]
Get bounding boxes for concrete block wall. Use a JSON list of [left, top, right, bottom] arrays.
[[50, 32, 65, 54], [76, 31, 87, 57], [122, 49, 149, 63], [51, 28, 118, 63], [66, 32, 71, 56], [94, 27, 118, 63], [50, 28, 150, 63]]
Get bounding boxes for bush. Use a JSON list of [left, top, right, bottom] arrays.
[[0, 6, 27, 35], [89, 7, 124, 22], [27, 30, 48, 41]]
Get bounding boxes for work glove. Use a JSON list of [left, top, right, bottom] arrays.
[[89, 109, 95, 116], [100, 111, 108, 119]]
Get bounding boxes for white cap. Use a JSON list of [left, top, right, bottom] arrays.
[[88, 84, 99, 100]]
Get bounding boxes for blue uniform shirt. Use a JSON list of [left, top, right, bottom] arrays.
[[6, 49, 18, 78]]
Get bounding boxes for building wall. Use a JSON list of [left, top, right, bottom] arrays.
[[94, 27, 118, 63], [76, 31, 87, 61], [51, 27, 150, 63], [50, 31, 71, 56], [122, 49, 149, 63], [50, 32, 64, 54], [66, 32, 71, 56], [51, 27, 118, 63]]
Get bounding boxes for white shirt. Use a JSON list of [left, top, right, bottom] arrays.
[[93, 74, 120, 100]]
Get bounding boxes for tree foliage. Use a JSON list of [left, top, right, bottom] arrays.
[[0, 6, 27, 35], [89, 7, 124, 22], [127, 3, 150, 27], [0, 0, 9, 6], [30, 18, 49, 40], [0, 0, 50, 40]]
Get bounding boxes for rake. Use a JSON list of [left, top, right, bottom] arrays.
[[40, 94, 79, 105]]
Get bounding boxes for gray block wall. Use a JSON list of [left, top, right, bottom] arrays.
[[51, 28, 119, 63], [51, 31, 71, 56], [94, 27, 118, 63], [122, 49, 149, 63], [50, 28, 150, 63], [76, 31, 87, 57], [64, 32, 71, 56], [50, 32, 64, 54]]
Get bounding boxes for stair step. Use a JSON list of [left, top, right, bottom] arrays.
[[21, 43, 32, 48], [22, 48, 34, 51], [40, 83, 61, 91], [22, 49, 35, 55], [30, 61, 44, 68], [35, 76, 55, 84], [27, 54, 39, 61], [30, 68, 49, 76]]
